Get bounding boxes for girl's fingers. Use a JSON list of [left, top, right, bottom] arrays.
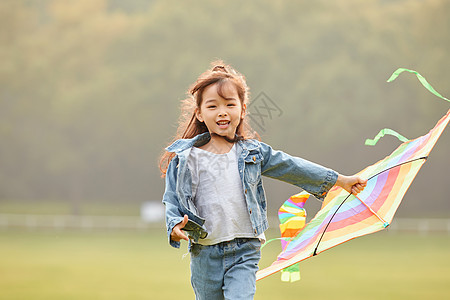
[[171, 216, 190, 242], [176, 228, 189, 241], [172, 227, 189, 241], [180, 215, 189, 228], [352, 182, 367, 195]]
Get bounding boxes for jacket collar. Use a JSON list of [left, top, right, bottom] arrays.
[[165, 132, 211, 154], [237, 137, 260, 151], [166, 132, 260, 154]]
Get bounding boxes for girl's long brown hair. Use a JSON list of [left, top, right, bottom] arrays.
[[159, 60, 260, 177]]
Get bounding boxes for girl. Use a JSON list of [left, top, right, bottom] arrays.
[[160, 61, 366, 299]]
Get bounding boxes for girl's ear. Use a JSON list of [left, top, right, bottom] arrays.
[[241, 103, 247, 119], [195, 108, 204, 122]]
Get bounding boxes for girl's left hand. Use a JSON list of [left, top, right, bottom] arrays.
[[171, 215, 189, 242], [336, 174, 367, 195]]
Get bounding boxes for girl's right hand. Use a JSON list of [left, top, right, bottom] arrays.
[[170, 215, 189, 242]]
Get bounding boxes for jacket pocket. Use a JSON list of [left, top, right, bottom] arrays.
[[244, 152, 263, 185]]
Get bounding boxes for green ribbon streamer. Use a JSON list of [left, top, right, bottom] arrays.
[[366, 68, 448, 146], [365, 128, 410, 146], [281, 263, 301, 282], [387, 68, 449, 102]]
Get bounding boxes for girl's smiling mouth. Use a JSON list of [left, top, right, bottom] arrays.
[[217, 120, 230, 128]]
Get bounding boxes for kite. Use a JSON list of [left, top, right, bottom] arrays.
[[257, 68, 450, 281]]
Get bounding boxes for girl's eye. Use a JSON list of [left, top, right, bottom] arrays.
[[207, 105, 216, 109], [227, 103, 236, 107]]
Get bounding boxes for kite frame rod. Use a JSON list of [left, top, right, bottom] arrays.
[[312, 193, 351, 256], [354, 195, 389, 228], [366, 156, 428, 181]]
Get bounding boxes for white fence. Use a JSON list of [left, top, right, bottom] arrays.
[[387, 218, 450, 234], [1, 214, 450, 234], [0, 213, 164, 231]]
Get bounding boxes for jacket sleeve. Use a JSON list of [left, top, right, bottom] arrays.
[[259, 142, 338, 201], [162, 156, 184, 248]]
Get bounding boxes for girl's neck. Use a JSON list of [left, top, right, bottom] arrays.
[[198, 133, 234, 154]]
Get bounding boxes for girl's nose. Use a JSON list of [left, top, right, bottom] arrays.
[[218, 111, 228, 117]]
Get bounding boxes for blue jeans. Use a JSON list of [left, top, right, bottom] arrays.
[[190, 238, 261, 300]]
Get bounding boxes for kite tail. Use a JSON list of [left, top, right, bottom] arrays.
[[277, 191, 310, 282]]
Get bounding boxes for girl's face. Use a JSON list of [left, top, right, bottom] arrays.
[[196, 82, 246, 140]]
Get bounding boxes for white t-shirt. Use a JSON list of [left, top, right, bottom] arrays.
[[188, 143, 263, 245]]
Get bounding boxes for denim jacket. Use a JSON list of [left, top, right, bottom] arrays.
[[162, 132, 338, 248]]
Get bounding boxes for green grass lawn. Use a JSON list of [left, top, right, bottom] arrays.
[[0, 228, 449, 299]]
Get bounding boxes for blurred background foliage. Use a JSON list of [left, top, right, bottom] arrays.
[[1, 0, 449, 216]]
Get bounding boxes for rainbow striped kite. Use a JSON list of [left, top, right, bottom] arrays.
[[257, 69, 449, 281]]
